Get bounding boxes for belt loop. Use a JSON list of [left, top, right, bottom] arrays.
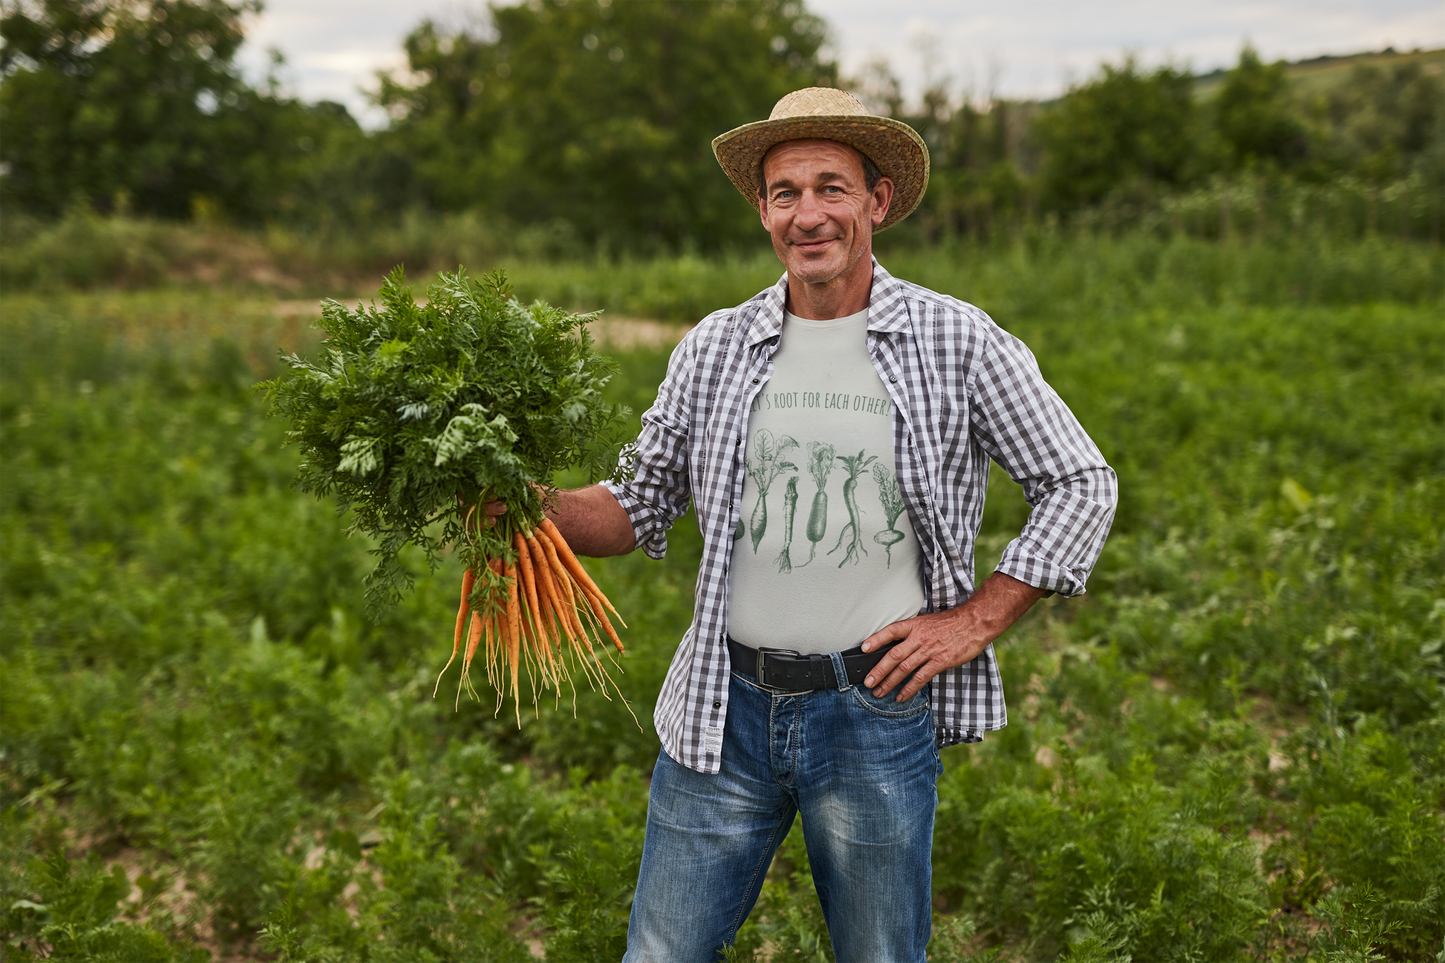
[[828, 650, 849, 690]]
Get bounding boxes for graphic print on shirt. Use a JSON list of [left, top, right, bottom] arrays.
[[741, 436, 906, 572], [744, 429, 799, 555], [776, 475, 800, 573], [828, 449, 878, 567], [800, 441, 836, 566], [872, 462, 908, 566], [726, 306, 929, 656]]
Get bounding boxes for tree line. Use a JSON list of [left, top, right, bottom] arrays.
[[2, 0, 1441, 252]]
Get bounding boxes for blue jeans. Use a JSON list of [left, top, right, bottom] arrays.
[[624, 664, 942, 962]]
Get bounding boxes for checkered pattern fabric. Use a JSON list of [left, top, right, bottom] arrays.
[[605, 261, 1118, 774]]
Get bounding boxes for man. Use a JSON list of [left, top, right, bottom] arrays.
[[510, 88, 1117, 961]]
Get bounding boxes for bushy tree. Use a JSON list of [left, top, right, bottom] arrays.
[[0, 0, 361, 220], [378, 0, 837, 253], [1214, 45, 1307, 171], [1306, 58, 1445, 182], [1034, 58, 1197, 210]]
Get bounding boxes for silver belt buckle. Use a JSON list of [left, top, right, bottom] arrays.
[[754, 647, 801, 688]]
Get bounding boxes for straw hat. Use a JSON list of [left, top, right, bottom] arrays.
[[712, 87, 930, 232]]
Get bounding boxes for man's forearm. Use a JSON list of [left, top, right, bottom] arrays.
[[954, 570, 1049, 645], [543, 484, 636, 558]]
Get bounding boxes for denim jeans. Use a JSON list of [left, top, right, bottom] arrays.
[[623, 663, 942, 962]]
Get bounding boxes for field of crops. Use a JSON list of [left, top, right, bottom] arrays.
[[1, 234, 1441, 961]]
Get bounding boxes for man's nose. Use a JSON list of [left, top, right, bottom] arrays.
[[795, 190, 828, 229]]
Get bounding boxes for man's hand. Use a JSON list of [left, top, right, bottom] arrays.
[[460, 493, 510, 528], [859, 572, 1047, 701], [462, 485, 634, 558]]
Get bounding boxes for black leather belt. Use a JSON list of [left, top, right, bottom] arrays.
[[726, 636, 896, 691]]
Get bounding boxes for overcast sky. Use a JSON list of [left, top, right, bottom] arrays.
[[236, 0, 1445, 128]]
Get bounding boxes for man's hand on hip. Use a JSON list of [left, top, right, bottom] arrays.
[[859, 572, 1047, 701]]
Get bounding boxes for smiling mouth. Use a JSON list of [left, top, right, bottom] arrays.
[[791, 236, 839, 251]]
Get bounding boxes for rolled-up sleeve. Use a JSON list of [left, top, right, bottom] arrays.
[[602, 335, 697, 560], [970, 325, 1117, 597]]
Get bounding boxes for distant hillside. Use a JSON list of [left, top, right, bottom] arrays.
[[1193, 46, 1444, 98]]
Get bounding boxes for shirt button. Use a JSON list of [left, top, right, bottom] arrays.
[[713, 701, 721, 709], [889, 375, 898, 383], [752, 378, 760, 384]]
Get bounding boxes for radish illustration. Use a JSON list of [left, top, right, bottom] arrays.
[[872, 462, 906, 566]]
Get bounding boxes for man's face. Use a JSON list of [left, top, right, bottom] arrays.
[[758, 139, 892, 287]]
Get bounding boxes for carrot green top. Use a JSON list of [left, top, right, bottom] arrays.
[[264, 267, 631, 616]]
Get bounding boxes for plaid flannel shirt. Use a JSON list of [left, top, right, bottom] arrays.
[[605, 260, 1117, 774]]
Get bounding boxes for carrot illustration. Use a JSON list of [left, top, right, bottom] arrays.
[[776, 475, 799, 573]]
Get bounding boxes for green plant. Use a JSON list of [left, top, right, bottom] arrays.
[[265, 266, 632, 614]]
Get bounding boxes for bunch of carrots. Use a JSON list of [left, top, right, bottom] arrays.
[[434, 511, 629, 724]]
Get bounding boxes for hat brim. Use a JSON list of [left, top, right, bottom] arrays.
[[712, 114, 930, 232]]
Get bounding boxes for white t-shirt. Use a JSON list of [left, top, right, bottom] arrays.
[[725, 307, 925, 654]]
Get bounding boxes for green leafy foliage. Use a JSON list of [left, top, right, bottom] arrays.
[[265, 267, 632, 612], [377, 0, 835, 252], [0, 0, 364, 222], [2, 237, 1441, 959], [2, 850, 204, 962], [1034, 57, 1199, 209], [1214, 45, 1309, 170]]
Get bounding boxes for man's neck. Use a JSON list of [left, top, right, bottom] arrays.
[[785, 251, 874, 320]]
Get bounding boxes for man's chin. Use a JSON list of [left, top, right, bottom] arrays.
[[784, 252, 844, 283]]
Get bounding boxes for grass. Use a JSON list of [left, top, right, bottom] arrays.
[[1, 234, 1441, 960]]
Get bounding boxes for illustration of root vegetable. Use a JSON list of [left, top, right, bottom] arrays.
[[799, 442, 836, 566], [872, 462, 906, 567], [828, 449, 878, 567], [746, 429, 799, 553], [776, 475, 799, 573]]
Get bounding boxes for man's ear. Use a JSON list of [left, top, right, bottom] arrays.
[[758, 192, 770, 229], [871, 177, 895, 229]]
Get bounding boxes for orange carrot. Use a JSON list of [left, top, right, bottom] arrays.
[[514, 531, 547, 648], [483, 607, 497, 691], [465, 609, 484, 663], [537, 518, 624, 622], [581, 589, 625, 654], [458, 609, 484, 708], [434, 567, 476, 697], [503, 559, 522, 724], [536, 533, 590, 644], [517, 530, 566, 691], [526, 533, 563, 648]]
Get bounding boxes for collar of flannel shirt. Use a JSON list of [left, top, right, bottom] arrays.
[[737, 260, 916, 347]]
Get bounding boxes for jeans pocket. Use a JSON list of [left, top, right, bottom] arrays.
[[848, 681, 931, 720]]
